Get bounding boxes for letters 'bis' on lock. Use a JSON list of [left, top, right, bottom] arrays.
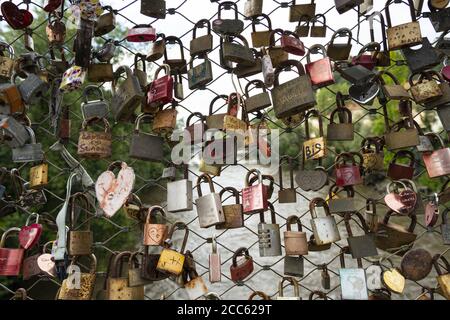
[[303, 109, 326, 161]]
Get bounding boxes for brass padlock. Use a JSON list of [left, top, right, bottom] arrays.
[[68, 192, 94, 256], [58, 254, 97, 300], [87, 62, 114, 83], [77, 117, 112, 159], [190, 19, 213, 57], [46, 13, 66, 47], [268, 29, 289, 68], [147, 33, 166, 62], [29, 162, 48, 189], [153, 104, 178, 134], [133, 53, 148, 89], [94, 6, 116, 37], [250, 14, 272, 48]]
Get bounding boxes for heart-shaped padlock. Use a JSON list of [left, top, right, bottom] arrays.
[[95, 161, 135, 218], [349, 81, 380, 105], [384, 181, 417, 215], [1, 1, 34, 30], [382, 267, 405, 294], [425, 194, 439, 227], [37, 241, 56, 277], [19, 213, 43, 249], [43, 0, 62, 12]]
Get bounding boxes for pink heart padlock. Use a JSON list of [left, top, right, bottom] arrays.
[[19, 214, 43, 249], [384, 182, 417, 215], [442, 62, 450, 82]]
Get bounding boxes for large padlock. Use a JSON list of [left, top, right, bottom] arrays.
[[111, 65, 143, 122], [77, 117, 112, 159], [327, 107, 354, 141], [58, 254, 97, 300], [126, 24, 156, 42], [94, 40, 116, 63], [94, 6, 115, 36], [429, 3, 450, 32], [303, 109, 326, 161], [328, 184, 357, 214], [327, 28, 352, 61], [272, 60, 316, 119], [420, 72, 450, 109], [258, 203, 282, 257], [0, 227, 24, 276], [242, 169, 269, 214], [68, 192, 93, 256], [230, 247, 254, 282], [284, 215, 308, 256], [305, 44, 334, 88], [309, 197, 341, 245], [278, 156, 296, 203], [15, 72, 49, 105], [195, 174, 225, 228], [422, 133, 450, 178], [409, 70, 443, 104], [212, 1, 244, 36], [402, 37, 440, 74], [385, 0, 422, 51], [216, 187, 244, 230], [129, 114, 164, 162], [157, 221, 189, 276], [344, 213, 378, 259], [140, 0, 166, 19], [107, 251, 144, 300], [12, 127, 44, 163], [250, 14, 272, 48], [167, 164, 193, 213], [384, 115, 420, 151], [289, 0, 316, 22], [163, 36, 187, 75], [387, 150, 416, 181], [143, 206, 168, 246], [188, 54, 213, 90], [339, 248, 368, 300], [190, 19, 213, 57], [80, 85, 109, 120], [334, 152, 363, 187], [378, 70, 410, 101], [277, 277, 301, 300], [335, 0, 364, 14], [221, 35, 255, 66]]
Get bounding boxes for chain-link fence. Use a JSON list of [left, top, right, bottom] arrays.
[[0, 0, 449, 300]]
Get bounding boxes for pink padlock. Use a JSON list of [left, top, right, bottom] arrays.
[[441, 57, 450, 82]]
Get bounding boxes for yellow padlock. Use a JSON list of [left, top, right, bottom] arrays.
[[29, 163, 48, 189]]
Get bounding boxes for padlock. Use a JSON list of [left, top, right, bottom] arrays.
[[268, 29, 289, 68], [258, 203, 282, 257], [157, 221, 189, 276], [375, 210, 417, 256], [242, 169, 269, 214], [250, 14, 272, 48], [29, 162, 48, 189], [195, 174, 225, 228], [234, 48, 262, 79], [310, 14, 327, 37], [422, 133, 450, 178], [289, 0, 316, 22], [244, 0, 263, 19], [305, 44, 334, 88], [188, 54, 213, 90], [327, 28, 353, 61], [147, 64, 173, 110], [18, 213, 42, 250], [0, 42, 14, 80], [87, 62, 114, 83], [309, 197, 341, 245], [284, 215, 308, 256], [11, 169, 47, 208], [295, 152, 328, 192], [0, 115, 30, 148], [422, 72, 450, 110], [272, 60, 316, 119], [328, 184, 357, 214], [334, 152, 363, 187], [278, 156, 296, 203], [385, 0, 422, 51], [381, 259, 405, 294], [190, 19, 213, 56], [133, 54, 148, 89], [0, 84, 25, 115], [244, 80, 271, 114], [94, 6, 115, 36], [336, 62, 376, 87], [351, 42, 380, 71], [209, 236, 221, 283], [284, 255, 304, 277], [361, 137, 384, 172], [59, 65, 86, 92], [184, 253, 208, 300], [222, 35, 255, 66], [126, 24, 156, 42], [15, 72, 49, 105], [129, 114, 164, 162], [402, 38, 440, 74], [277, 277, 301, 300], [261, 47, 274, 87], [339, 248, 368, 300], [46, 13, 66, 46], [400, 248, 433, 281], [147, 33, 166, 62], [184, 112, 206, 145], [432, 254, 450, 300], [378, 70, 410, 101], [321, 265, 331, 289], [141, 245, 169, 282], [77, 117, 112, 159], [441, 209, 450, 245], [73, 19, 94, 69], [368, 11, 390, 67], [384, 114, 420, 151], [295, 15, 311, 37], [12, 127, 44, 163], [216, 187, 244, 230], [344, 213, 378, 259], [429, 3, 450, 32], [23, 240, 56, 280], [230, 247, 254, 282], [80, 85, 109, 120], [205, 94, 228, 130], [280, 30, 305, 56], [212, 1, 244, 36], [68, 192, 93, 256], [163, 36, 187, 75], [107, 251, 144, 300], [167, 164, 193, 213], [128, 252, 151, 288], [303, 109, 326, 161], [335, 0, 364, 14], [94, 40, 116, 63], [153, 105, 178, 134], [58, 254, 97, 300], [140, 0, 165, 19], [111, 65, 144, 122], [387, 150, 416, 181], [327, 107, 354, 141], [409, 70, 444, 104], [143, 206, 168, 246]]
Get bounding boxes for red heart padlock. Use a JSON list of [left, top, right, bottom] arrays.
[[1, 1, 33, 30], [384, 181, 417, 215], [43, 0, 62, 12], [18, 214, 43, 249]]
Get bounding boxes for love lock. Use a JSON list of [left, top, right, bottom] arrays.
[[384, 181, 417, 215]]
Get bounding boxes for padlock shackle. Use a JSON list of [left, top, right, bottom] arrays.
[[163, 36, 185, 62], [69, 192, 91, 231], [192, 19, 211, 39], [360, 136, 384, 153], [279, 155, 294, 191], [309, 197, 331, 218], [398, 179, 418, 193], [259, 202, 277, 224], [134, 53, 147, 72], [186, 112, 205, 127], [247, 173, 275, 197], [390, 149, 416, 167], [217, 1, 239, 20], [329, 28, 352, 46], [0, 227, 21, 248], [112, 65, 133, 93], [127, 251, 142, 270], [209, 94, 228, 116], [145, 205, 167, 224], [251, 14, 272, 32], [134, 113, 156, 133], [245, 168, 263, 187], [329, 106, 352, 125], [81, 116, 111, 133], [311, 13, 325, 27], [304, 109, 324, 139], [244, 79, 267, 97], [111, 251, 132, 278], [306, 44, 327, 64], [71, 253, 97, 274], [385, 180, 409, 195], [278, 276, 300, 297], [232, 247, 250, 267], [25, 212, 39, 226], [219, 186, 240, 204], [196, 173, 215, 197], [166, 221, 189, 254], [377, 70, 400, 85], [368, 11, 387, 50], [328, 184, 355, 200], [424, 132, 446, 150], [82, 85, 104, 103], [355, 41, 381, 59], [154, 63, 171, 79], [384, 0, 417, 28], [286, 215, 302, 232], [248, 291, 270, 300], [42, 240, 55, 254], [382, 209, 417, 233], [432, 254, 450, 276], [273, 59, 306, 86]]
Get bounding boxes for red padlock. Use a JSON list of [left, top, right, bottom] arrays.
[[0, 228, 24, 276], [147, 64, 173, 107], [305, 44, 335, 88], [19, 213, 43, 250], [442, 57, 450, 82], [230, 247, 254, 282], [422, 133, 450, 178], [126, 24, 156, 42], [1, 1, 33, 30], [43, 0, 62, 12], [242, 169, 269, 214], [334, 152, 363, 187], [351, 42, 380, 71], [387, 150, 416, 181], [280, 30, 306, 56]]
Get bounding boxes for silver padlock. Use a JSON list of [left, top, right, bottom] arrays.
[[0, 116, 31, 148], [15, 72, 49, 105], [194, 174, 225, 228], [80, 85, 109, 120], [309, 197, 341, 245], [258, 203, 282, 257], [12, 127, 44, 163], [167, 164, 193, 213], [277, 277, 301, 300], [162, 164, 177, 180]]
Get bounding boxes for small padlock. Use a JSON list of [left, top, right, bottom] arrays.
[[208, 236, 221, 283]]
